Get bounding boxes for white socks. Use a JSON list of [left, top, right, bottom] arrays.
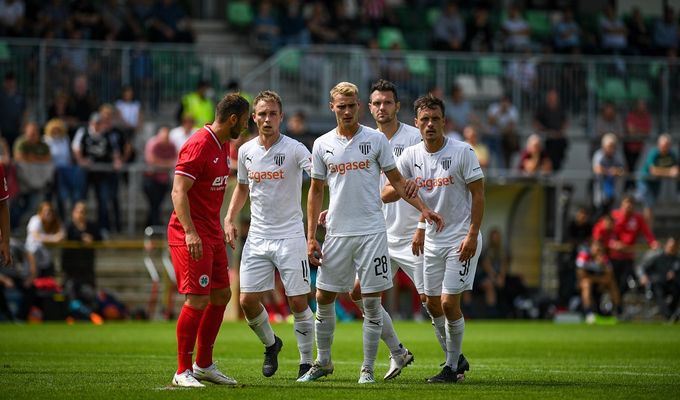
[[246, 307, 275, 347], [315, 302, 336, 365], [445, 317, 465, 369], [361, 297, 383, 371], [354, 299, 405, 357], [293, 307, 315, 365], [426, 304, 448, 353]]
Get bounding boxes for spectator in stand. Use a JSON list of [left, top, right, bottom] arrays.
[[307, 2, 338, 45], [636, 134, 679, 227], [0, 71, 27, 150], [639, 237, 680, 321], [431, 1, 465, 51], [592, 133, 625, 218], [502, 3, 531, 52], [253, 0, 279, 54], [0, 0, 26, 37], [596, 195, 658, 301], [143, 125, 177, 227], [24, 201, 64, 287], [11, 122, 54, 230], [169, 113, 196, 152], [575, 239, 621, 323], [593, 102, 624, 155], [626, 7, 652, 56], [72, 112, 122, 237], [98, 0, 145, 42], [278, 0, 310, 47], [61, 200, 102, 322], [68, 0, 106, 40], [465, 5, 493, 52], [114, 85, 143, 141], [147, 0, 194, 43], [599, 4, 628, 55], [445, 83, 475, 134], [518, 133, 552, 176], [624, 98, 652, 190], [534, 89, 568, 171], [47, 90, 79, 134], [285, 110, 315, 152], [67, 75, 98, 128], [554, 7, 581, 54], [178, 80, 214, 129], [486, 93, 519, 169], [652, 6, 679, 56], [463, 125, 490, 170], [505, 48, 538, 99], [43, 118, 85, 220]]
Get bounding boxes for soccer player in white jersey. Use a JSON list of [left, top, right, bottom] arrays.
[[384, 94, 484, 383], [298, 82, 443, 384], [224, 91, 315, 380]]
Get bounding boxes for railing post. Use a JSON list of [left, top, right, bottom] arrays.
[[38, 41, 47, 125], [661, 62, 670, 133], [127, 165, 139, 235], [586, 60, 596, 139]]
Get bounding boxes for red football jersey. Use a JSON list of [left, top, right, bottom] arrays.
[[0, 164, 8, 201], [167, 125, 230, 245]]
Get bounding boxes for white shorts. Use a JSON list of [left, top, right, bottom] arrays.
[[423, 233, 482, 296], [388, 236, 424, 294], [317, 233, 393, 294], [240, 236, 311, 297]]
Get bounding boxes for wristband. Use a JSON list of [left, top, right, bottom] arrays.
[[417, 222, 427, 230]]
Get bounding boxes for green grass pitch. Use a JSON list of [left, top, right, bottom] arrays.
[[1, 321, 678, 399]]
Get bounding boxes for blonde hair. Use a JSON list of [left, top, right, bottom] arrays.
[[44, 118, 67, 138], [601, 132, 618, 147], [330, 82, 359, 101]]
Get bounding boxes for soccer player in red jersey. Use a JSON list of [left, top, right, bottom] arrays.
[[0, 164, 11, 266], [167, 93, 250, 387]]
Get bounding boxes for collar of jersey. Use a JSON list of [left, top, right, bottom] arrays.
[[204, 124, 223, 148]]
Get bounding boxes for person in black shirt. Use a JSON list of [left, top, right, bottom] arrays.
[[639, 237, 680, 320]]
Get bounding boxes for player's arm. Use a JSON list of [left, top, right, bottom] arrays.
[[458, 178, 485, 262], [381, 179, 417, 204], [0, 198, 10, 266], [224, 182, 249, 249], [306, 177, 324, 266], [170, 174, 202, 260], [384, 168, 444, 232]]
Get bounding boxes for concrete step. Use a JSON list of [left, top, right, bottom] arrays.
[[193, 19, 228, 33]]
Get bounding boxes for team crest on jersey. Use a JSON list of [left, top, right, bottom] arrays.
[[441, 157, 452, 171], [393, 145, 404, 157], [359, 142, 372, 155], [199, 274, 209, 287], [274, 153, 285, 166]]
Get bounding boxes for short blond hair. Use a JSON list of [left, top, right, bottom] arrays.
[[44, 118, 67, 138], [330, 82, 359, 101]]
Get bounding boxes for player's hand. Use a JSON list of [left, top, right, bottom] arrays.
[[411, 228, 425, 256], [185, 231, 203, 261], [224, 220, 237, 250], [403, 179, 418, 199], [308, 239, 323, 266], [458, 233, 478, 262], [318, 210, 328, 227], [422, 209, 444, 232]]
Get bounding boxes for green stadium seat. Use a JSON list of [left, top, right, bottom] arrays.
[[628, 79, 652, 101], [478, 56, 504, 76], [598, 78, 627, 103], [525, 10, 552, 40], [378, 27, 406, 50], [0, 41, 10, 61], [405, 53, 431, 76], [426, 8, 441, 27], [227, 1, 254, 28], [278, 48, 301, 73]]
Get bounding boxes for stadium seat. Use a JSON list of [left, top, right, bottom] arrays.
[[628, 78, 652, 101], [525, 10, 552, 41], [378, 27, 406, 50], [598, 78, 627, 103], [478, 56, 504, 76], [226, 1, 254, 28], [426, 8, 442, 27], [278, 48, 301, 74], [0, 41, 10, 61], [405, 53, 431, 76], [454, 74, 479, 98], [480, 76, 504, 99]]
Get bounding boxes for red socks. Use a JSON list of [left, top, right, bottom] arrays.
[[176, 304, 204, 374], [195, 304, 226, 368]]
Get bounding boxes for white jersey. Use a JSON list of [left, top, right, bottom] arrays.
[[397, 137, 484, 248], [238, 134, 311, 239], [381, 123, 422, 240], [311, 125, 396, 237]]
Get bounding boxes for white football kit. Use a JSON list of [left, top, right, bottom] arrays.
[[397, 137, 484, 296], [311, 125, 396, 294], [238, 135, 312, 296], [381, 123, 425, 293]]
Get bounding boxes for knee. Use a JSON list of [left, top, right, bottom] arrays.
[[239, 293, 260, 313], [210, 287, 231, 306], [185, 294, 209, 310], [289, 295, 309, 314]]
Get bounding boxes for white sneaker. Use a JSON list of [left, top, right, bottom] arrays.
[[192, 363, 238, 385], [383, 349, 414, 380], [296, 361, 334, 382], [585, 313, 596, 325], [358, 367, 375, 384], [172, 369, 205, 388]]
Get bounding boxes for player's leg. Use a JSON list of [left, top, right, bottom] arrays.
[[355, 233, 394, 384], [276, 237, 315, 378], [239, 237, 283, 377]]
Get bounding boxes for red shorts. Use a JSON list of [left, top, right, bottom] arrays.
[[169, 242, 230, 295]]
